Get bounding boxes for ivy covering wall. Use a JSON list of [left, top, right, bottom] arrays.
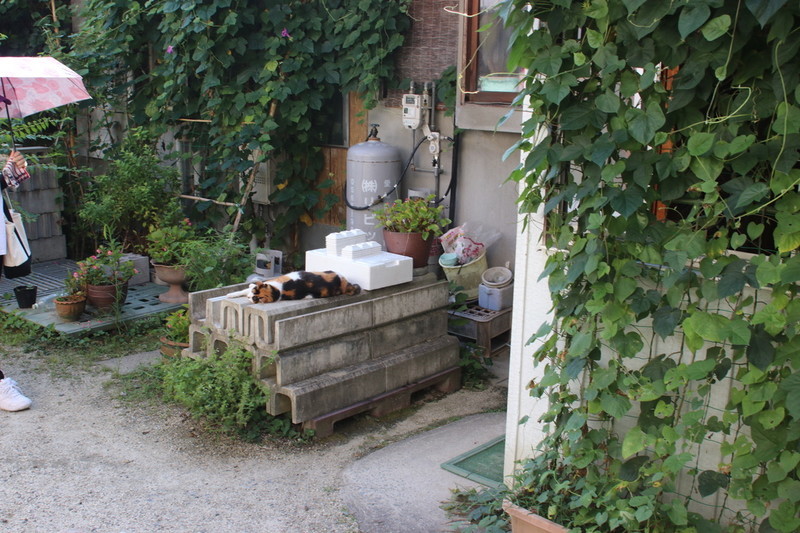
[[500, 0, 800, 530], [68, 0, 411, 253]]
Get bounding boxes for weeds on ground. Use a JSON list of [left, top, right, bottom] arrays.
[[459, 343, 493, 390], [0, 311, 163, 376], [158, 341, 314, 443], [442, 486, 509, 532]]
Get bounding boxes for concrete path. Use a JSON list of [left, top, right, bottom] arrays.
[[341, 411, 506, 533]]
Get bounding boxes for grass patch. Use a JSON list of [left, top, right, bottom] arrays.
[[0, 311, 164, 377]]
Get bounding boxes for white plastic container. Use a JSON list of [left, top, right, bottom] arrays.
[[305, 248, 412, 290], [478, 282, 514, 311]]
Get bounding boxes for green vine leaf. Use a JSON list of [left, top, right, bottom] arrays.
[[745, 0, 788, 27], [701, 14, 731, 41], [687, 132, 716, 156], [768, 500, 800, 532], [698, 470, 730, 497], [625, 101, 666, 145], [679, 4, 711, 39]]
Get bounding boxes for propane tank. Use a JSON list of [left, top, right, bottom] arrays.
[[346, 125, 401, 245]]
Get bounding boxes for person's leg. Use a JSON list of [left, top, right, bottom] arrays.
[[0, 368, 32, 412]]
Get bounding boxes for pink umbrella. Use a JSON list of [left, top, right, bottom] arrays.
[[0, 56, 92, 148]]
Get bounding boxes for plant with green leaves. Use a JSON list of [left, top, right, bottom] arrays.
[[69, 0, 412, 256], [78, 128, 181, 252], [373, 194, 452, 240], [160, 341, 270, 439], [146, 218, 196, 266], [163, 307, 190, 344], [491, 0, 800, 531], [180, 228, 252, 292]]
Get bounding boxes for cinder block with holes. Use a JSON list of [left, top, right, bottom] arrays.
[[186, 275, 461, 432]]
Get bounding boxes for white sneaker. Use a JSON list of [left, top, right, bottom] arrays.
[[0, 378, 32, 412]]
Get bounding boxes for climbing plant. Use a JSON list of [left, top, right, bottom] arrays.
[[67, 0, 411, 256], [496, 0, 800, 531]]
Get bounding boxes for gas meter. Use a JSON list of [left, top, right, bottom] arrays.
[[402, 94, 422, 130]]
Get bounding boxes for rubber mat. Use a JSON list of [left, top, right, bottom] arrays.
[[440, 435, 506, 488]]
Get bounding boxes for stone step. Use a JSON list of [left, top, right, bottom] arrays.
[[264, 334, 460, 423]]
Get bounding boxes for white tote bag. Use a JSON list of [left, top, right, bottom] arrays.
[[3, 192, 32, 278]]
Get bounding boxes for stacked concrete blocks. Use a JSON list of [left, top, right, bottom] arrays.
[[187, 276, 461, 436]]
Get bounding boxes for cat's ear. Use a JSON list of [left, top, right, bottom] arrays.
[[347, 283, 361, 295]]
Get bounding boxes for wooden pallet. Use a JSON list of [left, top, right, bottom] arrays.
[[302, 366, 462, 438]]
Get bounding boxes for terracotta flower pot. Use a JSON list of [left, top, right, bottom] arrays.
[[54, 295, 87, 321], [160, 336, 189, 358], [86, 281, 129, 310], [502, 501, 568, 533], [152, 263, 189, 304], [382, 229, 433, 268]]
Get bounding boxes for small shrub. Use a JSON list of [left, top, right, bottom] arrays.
[[159, 342, 312, 442], [161, 342, 268, 438], [163, 307, 190, 343], [459, 344, 493, 390], [181, 230, 252, 291]]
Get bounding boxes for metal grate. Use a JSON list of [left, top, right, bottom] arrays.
[[0, 259, 77, 300], [450, 303, 509, 323]]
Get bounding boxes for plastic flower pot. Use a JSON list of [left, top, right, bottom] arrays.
[[13, 285, 37, 308]]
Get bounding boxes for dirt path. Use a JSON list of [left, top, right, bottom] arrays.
[[0, 346, 506, 532]]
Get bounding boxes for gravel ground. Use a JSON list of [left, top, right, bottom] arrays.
[[0, 345, 507, 532]]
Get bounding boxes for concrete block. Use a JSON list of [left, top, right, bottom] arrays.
[[245, 294, 367, 350], [277, 335, 460, 423], [372, 280, 449, 325], [368, 310, 450, 360], [189, 282, 249, 321], [264, 377, 291, 415], [274, 299, 374, 350], [18, 188, 60, 214], [30, 235, 66, 263], [383, 335, 460, 392], [276, 332, 372, 385], [122, 254, 150, 286], [219, 297, 256, 333], [188, 324, 208, 354]]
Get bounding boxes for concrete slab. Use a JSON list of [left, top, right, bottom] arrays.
[[341, 411, 506, 533], [98, 350, 162, 375]]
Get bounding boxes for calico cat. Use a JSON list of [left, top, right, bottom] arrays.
[[226, 271, 361, 303]]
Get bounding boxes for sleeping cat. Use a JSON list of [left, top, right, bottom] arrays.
[[226, 271, 361, 303]]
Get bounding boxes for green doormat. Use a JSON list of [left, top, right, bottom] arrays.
[[441, 435, 505, 488]]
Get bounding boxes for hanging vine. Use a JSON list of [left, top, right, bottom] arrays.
[[497, 0, 800, 531], [67, 0, 411, 257]]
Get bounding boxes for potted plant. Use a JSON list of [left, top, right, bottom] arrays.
[[373, 194, 451, 268], [146, 218, 195, 303], [77, 239, 138, 310], [160, 306, 191, 358], [53, 269, 88, 321]]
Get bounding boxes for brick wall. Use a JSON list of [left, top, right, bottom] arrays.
[[385, 0, 460, 108]]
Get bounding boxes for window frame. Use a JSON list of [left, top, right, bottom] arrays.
[[463, 0, 519, 105]]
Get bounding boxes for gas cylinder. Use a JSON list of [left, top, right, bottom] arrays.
[[346, 129, 401, 245]]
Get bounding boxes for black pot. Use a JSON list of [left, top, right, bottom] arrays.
[[14, 285, 37, 308]]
